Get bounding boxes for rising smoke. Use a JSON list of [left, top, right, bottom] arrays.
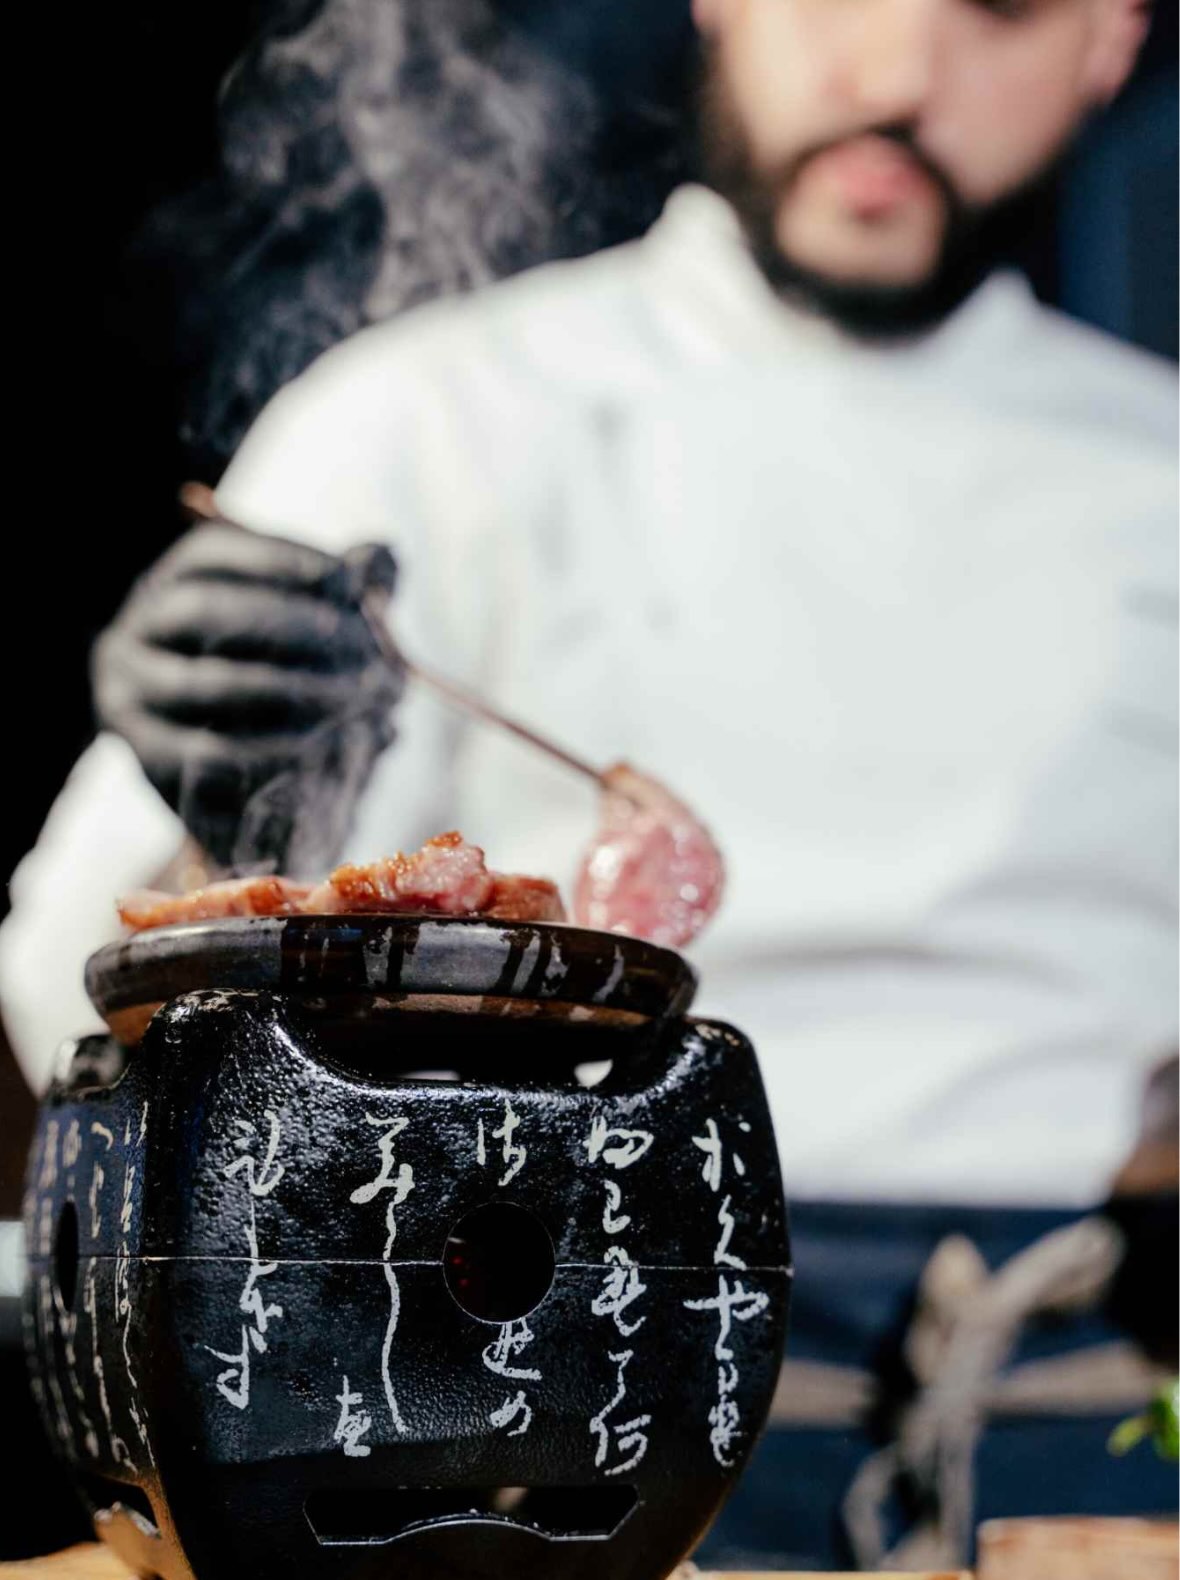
[[137, 0, 690, 479]]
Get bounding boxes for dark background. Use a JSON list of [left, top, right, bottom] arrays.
[[1, 0, 1177, 1196]]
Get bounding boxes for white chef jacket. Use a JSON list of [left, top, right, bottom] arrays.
[[2, 186, 1175, 1207]]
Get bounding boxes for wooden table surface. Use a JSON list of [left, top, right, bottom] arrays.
[[0, 1551, 971, 1579]]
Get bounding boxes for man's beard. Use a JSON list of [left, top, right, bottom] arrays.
[[697, 52, 1051, 339]]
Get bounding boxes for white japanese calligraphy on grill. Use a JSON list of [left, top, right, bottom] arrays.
[[206, 1202, 282, 1412], [692, 1118, 723, 1193], [489, 1390, 533, 1437], [590, 1246, 648, 1337], [350, 1114, 414, 1206], [583, 1117, 654, 1171], [584, 1112, 654, 1458], [207, 1109, 285, 1413], [713, 1194, 746, 1271], [225, 1110, 285, 1198], [484, 1317, 541, 1436], [483, 1318, 542, 1382], [683, 1273, 770, 1468], [62, 1119, 82, 1175], [116, 1123, 152, 1459], [492, 1100, 526, 1187], [590, 1348, 651, 1477], [333, 1375, 373, 1458], [347, 1114, 415, 1436], [602, 1180, 631, 1236]]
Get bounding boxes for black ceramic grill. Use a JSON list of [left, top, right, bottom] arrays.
[[24, 915, 790, 1579]]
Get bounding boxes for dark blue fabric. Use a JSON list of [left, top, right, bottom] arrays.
[[1057, 68, 1179, 360], [694, 1199, 1179, 1572]]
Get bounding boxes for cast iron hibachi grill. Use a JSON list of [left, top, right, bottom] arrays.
[[24, 914, 790, 1579]]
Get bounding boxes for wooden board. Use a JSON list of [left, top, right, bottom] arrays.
[[0, 1552, 971, 1579], [976, 1517, 1179, 1579], [0, 1552, 133, 1579]]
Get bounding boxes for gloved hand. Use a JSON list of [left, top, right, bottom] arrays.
[[92, 520, 404, 874]]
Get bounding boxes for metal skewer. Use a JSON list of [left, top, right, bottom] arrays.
[[179, 482, 615, 792]]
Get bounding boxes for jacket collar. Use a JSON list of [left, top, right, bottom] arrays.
[[638, 183, 1038, 372]]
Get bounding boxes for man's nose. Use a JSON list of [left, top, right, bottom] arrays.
[[831, 0, 941, 122]]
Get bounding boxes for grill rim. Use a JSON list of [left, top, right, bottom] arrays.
[[85, 914, 697, 1039]]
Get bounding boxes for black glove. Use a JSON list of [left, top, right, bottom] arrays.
[[92, 520, 404, 874]]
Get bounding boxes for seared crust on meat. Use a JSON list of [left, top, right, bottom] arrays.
[[485, 872, 566, 923], [118, 876, 313, 930], [118, 833, 566, 932], [306, 832, 496, 915]]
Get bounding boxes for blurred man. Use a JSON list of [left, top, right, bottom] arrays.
[[3, 0, 1175, 1564]]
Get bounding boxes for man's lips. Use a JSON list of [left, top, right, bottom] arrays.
[[800, 135, 938, 217]]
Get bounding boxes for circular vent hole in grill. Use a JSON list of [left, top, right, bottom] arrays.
[[53, 1200, 80, 1312], [443, 1202, 555, 1323]]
